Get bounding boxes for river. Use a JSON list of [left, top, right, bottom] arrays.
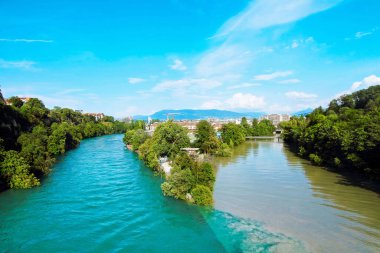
[[0, 135, 379, 252]]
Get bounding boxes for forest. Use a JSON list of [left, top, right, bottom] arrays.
[[280, 85, 380, 180], [0, 95, 129, 190]]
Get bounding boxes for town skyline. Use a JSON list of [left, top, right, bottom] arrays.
[[1, 0, 380, 117]]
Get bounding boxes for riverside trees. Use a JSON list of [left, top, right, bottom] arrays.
[[123, 121, 216, 205], [0, 96, 129, 190], [280, 85, 380, 179]]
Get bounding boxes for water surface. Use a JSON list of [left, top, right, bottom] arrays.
[[213, 141, 380, 253], [0, 135, 302, 252]]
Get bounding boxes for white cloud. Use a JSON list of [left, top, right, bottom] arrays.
[[128, 77, 145, 84], [0, 38, 53, 43], [254, 71, 293, 81], [153, 78, 221, 92], [170, 59, 187, 71], [227, 93, 265, 109], [58, 88, 86, 95], [227, 82, 261, 90], [201, 93, 265, 110], [351, 74, 380, 91], [291, 41, 299, 48], [278, 79, 301, 84], [285, 91, 317, 99], [355, 32, 372, 39], [200, 100, 224, 109], [0, 59, 36, 70], [196, 45, 250, 81], [214, 0, 341, 37]]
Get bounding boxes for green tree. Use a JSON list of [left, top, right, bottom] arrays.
[[195, 120, 220, 154], [20, 98, 49, 125], [0, 150, 40, 189], [191, 185, 213, 205], [8, 96, 24, 108], [220, 123, 246, 147]]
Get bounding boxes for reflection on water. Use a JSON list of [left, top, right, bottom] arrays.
[[212, 141, 380, 253]]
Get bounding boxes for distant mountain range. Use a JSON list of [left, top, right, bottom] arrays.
[[133, 108, 314, 120], [292, 108, 313, 116], [134, 109, 265, 120]]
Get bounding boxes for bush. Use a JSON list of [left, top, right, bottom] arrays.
[[0, 151, 40, 189], [309, 153, 322, 166], [191, 185, 213, 206], [216, 143, 232, 157]]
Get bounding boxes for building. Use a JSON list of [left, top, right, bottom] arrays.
[[84, 113, 105, 121], [260, 114, 290, 126]]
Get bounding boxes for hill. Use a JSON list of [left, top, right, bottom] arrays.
[[134, 109, 265, 120]]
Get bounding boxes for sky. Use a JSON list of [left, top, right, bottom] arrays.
[[1, 0, 380, 117]]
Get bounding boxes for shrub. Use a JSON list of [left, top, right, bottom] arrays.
[[309, 153, 322, 166], [191, 185, 213, 206]]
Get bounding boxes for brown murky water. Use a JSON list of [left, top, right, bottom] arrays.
[[213, 141, 380, 253]]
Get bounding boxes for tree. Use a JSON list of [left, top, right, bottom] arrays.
[[18, 126, 54, 175], [220, 123, 246, 147], [241, 117, 251, 135], [195, 120, 220, 154], [8, 96, 24, 108], [191, 185, 213, 205], [0, 150, 40, 189], [20, 98, 49, 125]]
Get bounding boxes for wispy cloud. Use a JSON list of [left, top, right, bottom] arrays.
[[285, 91, 317, 100], [278, 79, 301, 84], [170, 59, 187, 71], [153, 78, 221, 93], [0, 38, 53, 43], [227, 82, 261, 90], [201, 92, 265, 110], [0, 59, 36, 70], [128, 77, 145, 84], [58, 88, 87, 95], [345, 27, 378, 40], [214, 0, 342, 37], [254, 71, 293, 81]]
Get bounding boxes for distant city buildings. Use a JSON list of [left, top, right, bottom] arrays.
[[84, 113, 105, 121], [5, 97, 31, 105], [259, 114, 290, 126]]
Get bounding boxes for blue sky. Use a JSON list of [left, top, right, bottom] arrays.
[[1, 0, 380, 117]]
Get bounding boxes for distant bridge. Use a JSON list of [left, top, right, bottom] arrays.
[[246, 135, 281, 142]]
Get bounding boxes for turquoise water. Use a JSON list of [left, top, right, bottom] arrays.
[[0, 135, 303, 253]]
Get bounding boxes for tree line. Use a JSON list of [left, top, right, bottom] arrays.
[[0, 96, 129, 190], [280, 85, 380, 180], [123, 118, 274, 205]]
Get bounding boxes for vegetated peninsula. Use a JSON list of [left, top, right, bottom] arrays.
[[281, 85, 380, 183], [0, 92, 129, 190], [123, 117, 277, 205]]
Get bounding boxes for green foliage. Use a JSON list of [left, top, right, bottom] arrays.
[[161, 168, 195, 200], [8, 96, 24, 108], [123, 129, 148, 150], [191, 185, 213, 206], [18, 126, 54, 175], [196, 162, 215, 191], [220, 123, 246, 147], [251, 119, 275, 136], [195, 120, 220, 154], [0, 150, 40, 189], [140, 122, 190, 160], [215, 143, 232, 157], [20, 98, 49, 125], [281, 85, 380, 178]]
